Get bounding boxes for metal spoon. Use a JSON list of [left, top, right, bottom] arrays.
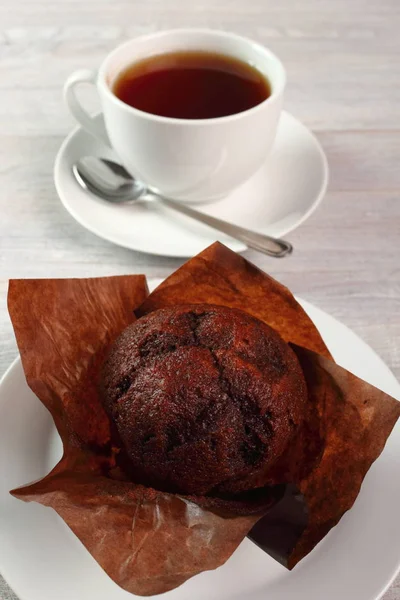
[[73, 157, 293, 258]]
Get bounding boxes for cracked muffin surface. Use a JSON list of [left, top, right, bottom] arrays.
[[100, 304, 307, 496]]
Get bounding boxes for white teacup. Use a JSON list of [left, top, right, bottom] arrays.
[[64, 29, 286, 202]]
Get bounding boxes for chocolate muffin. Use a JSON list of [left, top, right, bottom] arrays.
[[101, 304, 307, 496]]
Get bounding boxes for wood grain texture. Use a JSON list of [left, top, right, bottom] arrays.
[[0, 0, 399, 598]]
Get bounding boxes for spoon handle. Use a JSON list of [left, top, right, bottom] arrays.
[[157, 196, 292, 258]]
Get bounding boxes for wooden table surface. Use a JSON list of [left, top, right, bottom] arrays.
[[1, 0, 399, 598]]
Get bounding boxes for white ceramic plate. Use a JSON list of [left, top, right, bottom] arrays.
[[1, 286, 399, 600], [54, 111, 328, 257]]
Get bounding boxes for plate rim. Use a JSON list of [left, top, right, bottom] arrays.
[[54, 110, 329, 258]]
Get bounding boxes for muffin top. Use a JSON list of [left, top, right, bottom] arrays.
[[101, 304, 307, 496]]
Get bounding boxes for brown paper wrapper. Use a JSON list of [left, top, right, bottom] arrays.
[[136, 241, 331, 360], [249, 344, 400, 567], [8, 244, 400, 596]]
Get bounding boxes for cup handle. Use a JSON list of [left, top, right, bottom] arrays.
[[63, 69, 110, 147]]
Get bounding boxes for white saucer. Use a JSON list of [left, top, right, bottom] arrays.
[[54, 111, 328, 257], [1, 282, 399, 600]]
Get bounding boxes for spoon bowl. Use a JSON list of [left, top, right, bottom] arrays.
[[73, 158, 146, 202]]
